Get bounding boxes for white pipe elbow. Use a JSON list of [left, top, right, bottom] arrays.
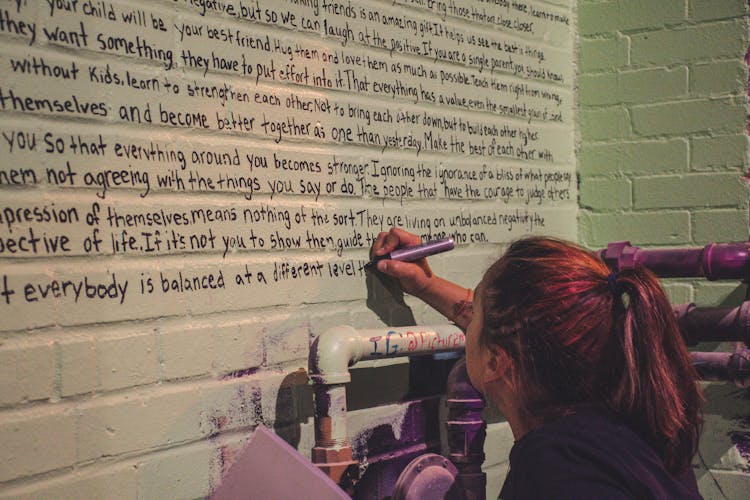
[[309, 325, 367, 385]]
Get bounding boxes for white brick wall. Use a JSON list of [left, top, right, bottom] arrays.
[[0, 0, 575, 496]]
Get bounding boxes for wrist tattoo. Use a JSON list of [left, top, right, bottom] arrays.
[[450, 288, 474, 323]]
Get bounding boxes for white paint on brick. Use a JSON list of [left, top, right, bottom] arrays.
[[58, 334, 97, 397], [0, 462, 138, 500], [0, 338, 54, 406], [0, 406, 76, 482], [0, 0, 575, 495]]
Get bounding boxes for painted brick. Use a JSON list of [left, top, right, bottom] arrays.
[[633, 173, 747, 209], [694, 282, 748, 306], [58, 335, 97, 397], [578, 36, 630, 72], [77, 389, 203, 463], [630, 20, 747, 65], [693, 209, 749, 243], [96, 330, 159, 392], [662, 283, 693, 304], [579, 177, 632, 210], [0, 408, 76, 482], [578, 139, 689, 176], [137, 443, 213, 500], [631, 98, 746, 137], [264, 368, 311, 427], [578, 67, 689, 106], [692, 134, 749, 170], [201, 376, 268, 436], [213, 321, 264, 375], [483, 421, 515, 467], [577, 73, 618, 106], [577, 1, 620, 35], [159, 325, 213, 381], [579, 107, 631, 141], [697, 467, 750, 498], [690, 61, 747, 97], [483, 461, 509, 500], [619, 67, 688, 103], [0, 269, 57, 333], [209, 433, 254, 485], [0, 339, 54, 406], [77, 377, 263, 463], [689, 0, 747, 22], [0, 463, 138, 500], [310, 308, 358, 335], [579, 1, 686, 36], [616, 0, 687, 31], [579, 211, 691, 247], [264, 314, 310, 366], [350, 305, 391, 330]]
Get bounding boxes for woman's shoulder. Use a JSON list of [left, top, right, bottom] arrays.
[[502, 408, 702, 500]]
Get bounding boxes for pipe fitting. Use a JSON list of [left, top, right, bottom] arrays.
[[599, 241, 750, 280], [692, 349, 750, 387], [309, 325, 466, 490], [309, 325, 368, 385]]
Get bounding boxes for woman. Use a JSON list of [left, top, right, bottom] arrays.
[[371, 228, 703, 499]]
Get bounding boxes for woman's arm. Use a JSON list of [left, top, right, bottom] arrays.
[[370, 227, 474, 330]]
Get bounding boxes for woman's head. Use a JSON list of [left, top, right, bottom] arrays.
[[473, 236, 702, 472]]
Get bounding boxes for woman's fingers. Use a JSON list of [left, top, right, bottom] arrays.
[[387, 227, 421, 248], [371, 227, 421, 258], [371, 231, 390, 258]]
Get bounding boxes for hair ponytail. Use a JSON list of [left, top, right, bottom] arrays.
[[607, 268, 702, 472], [480, 237, 703, 474]]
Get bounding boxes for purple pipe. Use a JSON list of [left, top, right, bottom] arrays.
[[691, 350, 750, 387], [446, 357, 486, 500], [599, 241, 750, 280], [674, 302, 750, 346]]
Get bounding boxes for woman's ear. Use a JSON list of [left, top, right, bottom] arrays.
[[483, 346, 511, 384]]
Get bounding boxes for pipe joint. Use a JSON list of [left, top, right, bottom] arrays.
[[309, 325, 366, 385]]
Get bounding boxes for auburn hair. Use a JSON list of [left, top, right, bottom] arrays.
[[479, 237, 702, 473]]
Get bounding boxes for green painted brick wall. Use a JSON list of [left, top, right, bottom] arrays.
[[579, 177, 631, 210], [579, 139, 689, 175], [577, 0, 750, 492], [629, 20, 747, 66], [692, 134, 747, 169], [689, 0, 748, 23], [578, 0, 749, 251], [633, 173, 747, 209], [690, 60, 746, 96], [631, 98, 746, 136], [579, 211, 692, 247], [578, 1, 686, 36]]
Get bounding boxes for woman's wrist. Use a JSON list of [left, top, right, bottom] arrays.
[[449, 288, 473, 323]]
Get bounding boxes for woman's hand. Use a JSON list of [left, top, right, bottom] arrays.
[[370, 227, 475, 329], [370, 227, 435, 297]]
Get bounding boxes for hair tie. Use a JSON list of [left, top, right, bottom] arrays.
[[607, 272, 619, 295]]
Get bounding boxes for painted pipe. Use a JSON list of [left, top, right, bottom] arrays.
[[307, 300, 750, 491], [674, 302, 750, 346], [599, 241, 750, 280], [309, 325, 466, 487], [446, 357, 486, 500], [691, 350, 750, 387]]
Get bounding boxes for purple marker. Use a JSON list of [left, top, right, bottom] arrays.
[[365, 237, 454, 270]]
